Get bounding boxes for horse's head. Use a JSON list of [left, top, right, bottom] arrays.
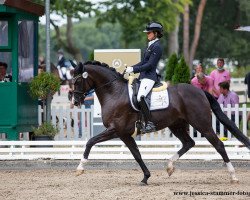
[[72, 60, 127, 106], [72, 62, 93, 106]]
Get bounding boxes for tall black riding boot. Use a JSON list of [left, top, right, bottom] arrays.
[[139, 96, 156, 133]]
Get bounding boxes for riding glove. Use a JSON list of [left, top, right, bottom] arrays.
[[125, 67, 133, 74]]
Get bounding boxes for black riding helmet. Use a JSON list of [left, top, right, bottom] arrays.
[[143, 22, 163, 38]]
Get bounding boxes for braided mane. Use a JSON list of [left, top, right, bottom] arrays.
[[84, 60, 127, 81]]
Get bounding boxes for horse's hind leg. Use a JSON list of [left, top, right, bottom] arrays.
[[199, 128, 239, 183], [76, 128, 118, 176], [167, 122, 195, 177], [120, 135, 150, 185]]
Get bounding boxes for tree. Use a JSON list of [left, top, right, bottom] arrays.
[[186, 0, 250, 67], [168, 15, 180, 55], [189, 0, 207, 67], [165, 53, 178, 82], [182, 0, 207, 70], [38, 18, 123, 63], [96, 0, 191, 53], [172, 56, 190, 84], [34, 0, 94, 61]]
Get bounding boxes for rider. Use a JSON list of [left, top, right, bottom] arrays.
[[125, 22, 163, 133], [57, 49, 74, 81]]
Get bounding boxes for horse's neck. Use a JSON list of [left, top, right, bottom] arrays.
[[92, 70, 126, 106]]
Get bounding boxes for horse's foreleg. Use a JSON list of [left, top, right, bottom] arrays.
[[121, 136, 150, 185], [76, 128, 118, 176], [167, 126, 195, 177]]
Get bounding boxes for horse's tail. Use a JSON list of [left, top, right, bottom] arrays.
[[204, 91, 250, 150]]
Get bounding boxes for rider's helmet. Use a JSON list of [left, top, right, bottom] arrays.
[[57, 49, 64, 55], [143, 22, 163, 38]]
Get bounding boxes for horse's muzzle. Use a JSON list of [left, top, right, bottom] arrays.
[[73, 91, 85, 107], [73, 99, 80, 106]]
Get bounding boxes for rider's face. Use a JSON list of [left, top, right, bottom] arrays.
[[147, 31, 155, 41]]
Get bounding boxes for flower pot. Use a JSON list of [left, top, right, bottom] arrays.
[[31, 135, 53, 148]]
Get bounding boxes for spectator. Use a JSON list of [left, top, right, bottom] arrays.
[[191, 72, 214, 137], [191, 63, 204, 79], [244, 72, 250, 129], [79, 90, 94, 138], [210, 58, 231, 99], [244, 72, 250, 99], [216, 81, 241, 137], [191, 72, 214, 95], [0, 61, 12, 82]]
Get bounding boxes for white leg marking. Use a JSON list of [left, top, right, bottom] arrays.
[[167, 154, 179, 177], [77, 158, 88, 171], [226, 162, 239, 183], [168, 153, 179, 168]]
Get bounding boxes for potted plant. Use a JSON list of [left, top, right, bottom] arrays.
[[29, 72, 61, 142], [31, 122, 58, 147], [32, 122, 58, 140]]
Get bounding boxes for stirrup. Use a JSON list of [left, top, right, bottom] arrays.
[[141, 121, 156, 134]]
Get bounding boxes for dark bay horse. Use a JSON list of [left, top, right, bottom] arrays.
[[73, 61, 250, 185]]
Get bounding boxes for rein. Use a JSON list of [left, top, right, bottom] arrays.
[[73, 72, 119, 95], [94, 77, 118, 92]]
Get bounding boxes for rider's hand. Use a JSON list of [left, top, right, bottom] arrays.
[[125, 67, 133, 74]]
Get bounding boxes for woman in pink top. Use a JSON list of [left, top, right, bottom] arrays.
[[210, 58, 231, 99], [191, 72, 214, 95]]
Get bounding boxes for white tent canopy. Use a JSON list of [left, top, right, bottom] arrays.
[[235, 26, 250, 32]]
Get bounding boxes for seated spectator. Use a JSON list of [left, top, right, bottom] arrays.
[[210, 58, 231, 99], [191, 72, 214, 95], [0, 62, 12, 82], [216, 81, 241, 137]]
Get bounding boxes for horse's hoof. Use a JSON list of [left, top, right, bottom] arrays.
[[167, 167, 175, 177], [230, 179, 239, 184], [75, 170, 84, 177], [139, 181, 148, 186]]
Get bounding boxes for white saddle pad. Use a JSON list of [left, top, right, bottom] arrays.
[[128, 84, 169, 111]]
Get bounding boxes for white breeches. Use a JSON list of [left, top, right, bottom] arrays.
[[137, 78, 155, 102], [58, 66, 72, 80]]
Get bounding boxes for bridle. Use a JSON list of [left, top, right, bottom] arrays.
[[72, 68, 119, 105]]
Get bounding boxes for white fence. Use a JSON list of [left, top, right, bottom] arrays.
[[40, 106, 94, 141], [0, 104, 249, 160], [38, 104, 249, 141], [0, 140, 249, 160]]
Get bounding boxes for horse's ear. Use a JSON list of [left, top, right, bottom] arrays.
[[82, 72, 88, 79], [78, 62, 84, 74]]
